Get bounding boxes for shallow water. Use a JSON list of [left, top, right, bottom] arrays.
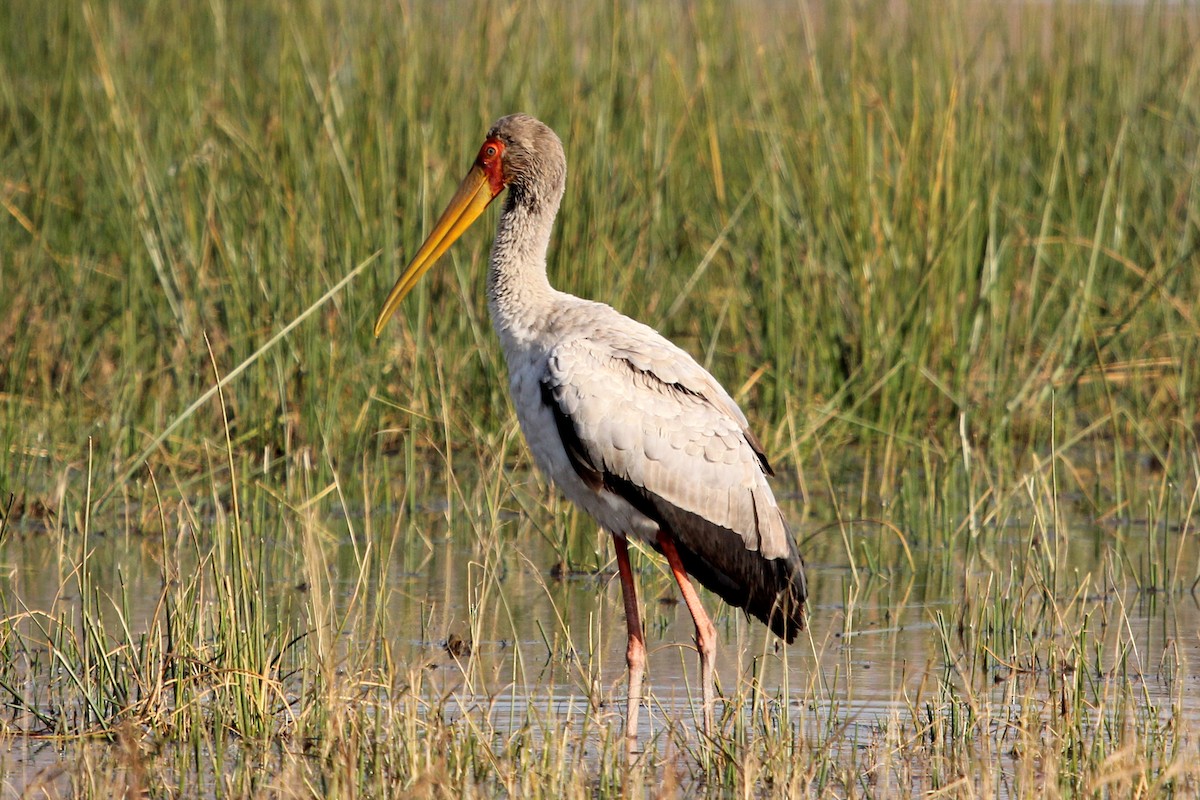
[[1, 488, 1198, 794], [426, 546, 1198, 746]]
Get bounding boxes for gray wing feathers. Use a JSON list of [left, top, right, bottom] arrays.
[[543, 325, 791, 561]]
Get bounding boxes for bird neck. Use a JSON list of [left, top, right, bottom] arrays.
[[487, 191, 559, 344]]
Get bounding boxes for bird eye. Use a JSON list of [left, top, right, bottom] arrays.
[[484, 145, 498, 158]]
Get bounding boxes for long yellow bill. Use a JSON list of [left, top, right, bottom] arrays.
[[374, 164, 498, 337]]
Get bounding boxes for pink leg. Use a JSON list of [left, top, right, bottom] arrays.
[[657, 531, 717, 737], [613, 535, 645, 752]]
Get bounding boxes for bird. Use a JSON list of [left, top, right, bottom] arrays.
[[374, 114, 807, 746]]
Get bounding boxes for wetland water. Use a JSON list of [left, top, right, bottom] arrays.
[[2, 477, 1197, 794]]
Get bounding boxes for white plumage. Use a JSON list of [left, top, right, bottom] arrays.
[[375, 114, 807, 746], [523, 305, 791, 559]]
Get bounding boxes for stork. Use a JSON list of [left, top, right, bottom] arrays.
[[374, 114, 807, 745]]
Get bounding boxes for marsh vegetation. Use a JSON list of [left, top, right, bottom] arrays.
[[2, 0, 1199, 796]]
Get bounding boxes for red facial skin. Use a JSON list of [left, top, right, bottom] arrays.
[[476, 137, 507, 196]]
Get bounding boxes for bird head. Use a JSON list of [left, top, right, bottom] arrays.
[[373, 114, 564, 336]]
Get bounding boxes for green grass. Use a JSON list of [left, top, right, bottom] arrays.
[[1, 0, 1199, 796]]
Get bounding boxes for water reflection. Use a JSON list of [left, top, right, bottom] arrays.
[[363, 505, 1200, 748], [1, 497, 1197, 789]]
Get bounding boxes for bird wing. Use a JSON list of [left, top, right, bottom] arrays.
[[538, 317, 792, 561]]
